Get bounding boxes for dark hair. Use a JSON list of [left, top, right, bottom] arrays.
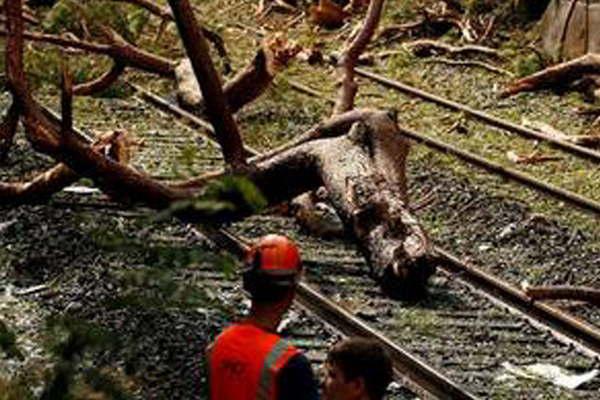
[[242, 269, 296, 303], [327, 338, 393, 400]]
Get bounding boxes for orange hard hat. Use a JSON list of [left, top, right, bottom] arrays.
[[245, 234, 302, 278]]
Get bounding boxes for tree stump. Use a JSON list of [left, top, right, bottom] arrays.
[[540, 0, 600, 61]]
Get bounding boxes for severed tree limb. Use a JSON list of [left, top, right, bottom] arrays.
[[333, 0, 384, 115], [525, 285, 600, 307], [167, 0, 247, 172], [245, 112, 435, 298], [173, 108, 377, 190], [5, 0, 436, 297], [176, 36, 300, 113], [109, 0, 231, 73], [73, 62, 126, 96], [502, 53, 600, 98], [0, 28, 176, 77], [0, 99, 20, 161]]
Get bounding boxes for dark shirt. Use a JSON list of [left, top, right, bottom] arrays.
[[277, 353, 320, 400]]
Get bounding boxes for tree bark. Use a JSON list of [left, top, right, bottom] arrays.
[[502, 53, 600, 97], [167, 0, 247, 171], [333, 0, 385, 115], [247, 111, 435, 298], [176, 42, 297, 114]]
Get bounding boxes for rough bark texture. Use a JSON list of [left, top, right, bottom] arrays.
[[168, 0, 247, 171], [248, 111, 435, 298], [176, 38, 299, 113], [540, 0, 600, 61]]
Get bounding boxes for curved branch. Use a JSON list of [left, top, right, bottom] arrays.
[[73, 62, 126, 96], [0, 164, 78, 204], [333, 0, 385, 115], [0, 28, 176, 77], [110, 0, 231, 72]]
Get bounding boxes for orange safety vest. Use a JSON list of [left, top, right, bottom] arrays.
[[208, 323, 300, 400]]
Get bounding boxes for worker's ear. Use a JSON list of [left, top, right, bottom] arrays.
[[348, 376, 366, 398]]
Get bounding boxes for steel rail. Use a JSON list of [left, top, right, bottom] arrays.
[[396, 124, 600, 215], [202, 228, 479, 400], [49, 83, 599, 397], [127, 82, 260, 157], [131, 80, 600, 215], [355, 67, 600, 163], [436, 247, 600, 359], [284, 79, 600, 214]]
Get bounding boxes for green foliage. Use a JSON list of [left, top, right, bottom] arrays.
[[0, 320, 23, 360], [512, 53, 544, 77], [41, 317, 130, 400], [157, 176, 267, 224], [45, 316, 115, 361], [42, 1, 80, 35], [42, 1, 150, 43]]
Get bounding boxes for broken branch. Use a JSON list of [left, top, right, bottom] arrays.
[[167, 0, 247, 171], [502, 53, 600, 97], [0, 27, 176, 77], [333, 0, 385, 115], [404, 39, 501, 58], [73, 62, 126, 96]]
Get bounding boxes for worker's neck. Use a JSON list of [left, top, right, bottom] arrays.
[[246, 303, 286, 333]]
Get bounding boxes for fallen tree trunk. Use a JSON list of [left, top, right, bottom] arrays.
[[247, 111, 435, 298], [4, 0, 436, 298]]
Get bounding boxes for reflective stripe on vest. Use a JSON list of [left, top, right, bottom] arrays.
[[257, 339, 290, 400], [208, 323, 299, 400]]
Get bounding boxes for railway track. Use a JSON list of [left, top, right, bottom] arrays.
[[37, 85, 600, 398]]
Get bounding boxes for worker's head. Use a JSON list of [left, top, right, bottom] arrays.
[[322, 338, 393, 400], [242, 234, 302, 305]]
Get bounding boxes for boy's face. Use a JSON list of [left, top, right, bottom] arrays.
[[321, 361, 364, 400]]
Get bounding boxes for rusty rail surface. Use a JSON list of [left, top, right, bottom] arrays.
[[436, 248, 600, 359], [354, 68, 600, 163], [133, 81, 600, 215], [202, 228, 479, 400]]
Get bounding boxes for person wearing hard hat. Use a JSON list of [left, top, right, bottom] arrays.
[[207, 234, 320, 400]]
